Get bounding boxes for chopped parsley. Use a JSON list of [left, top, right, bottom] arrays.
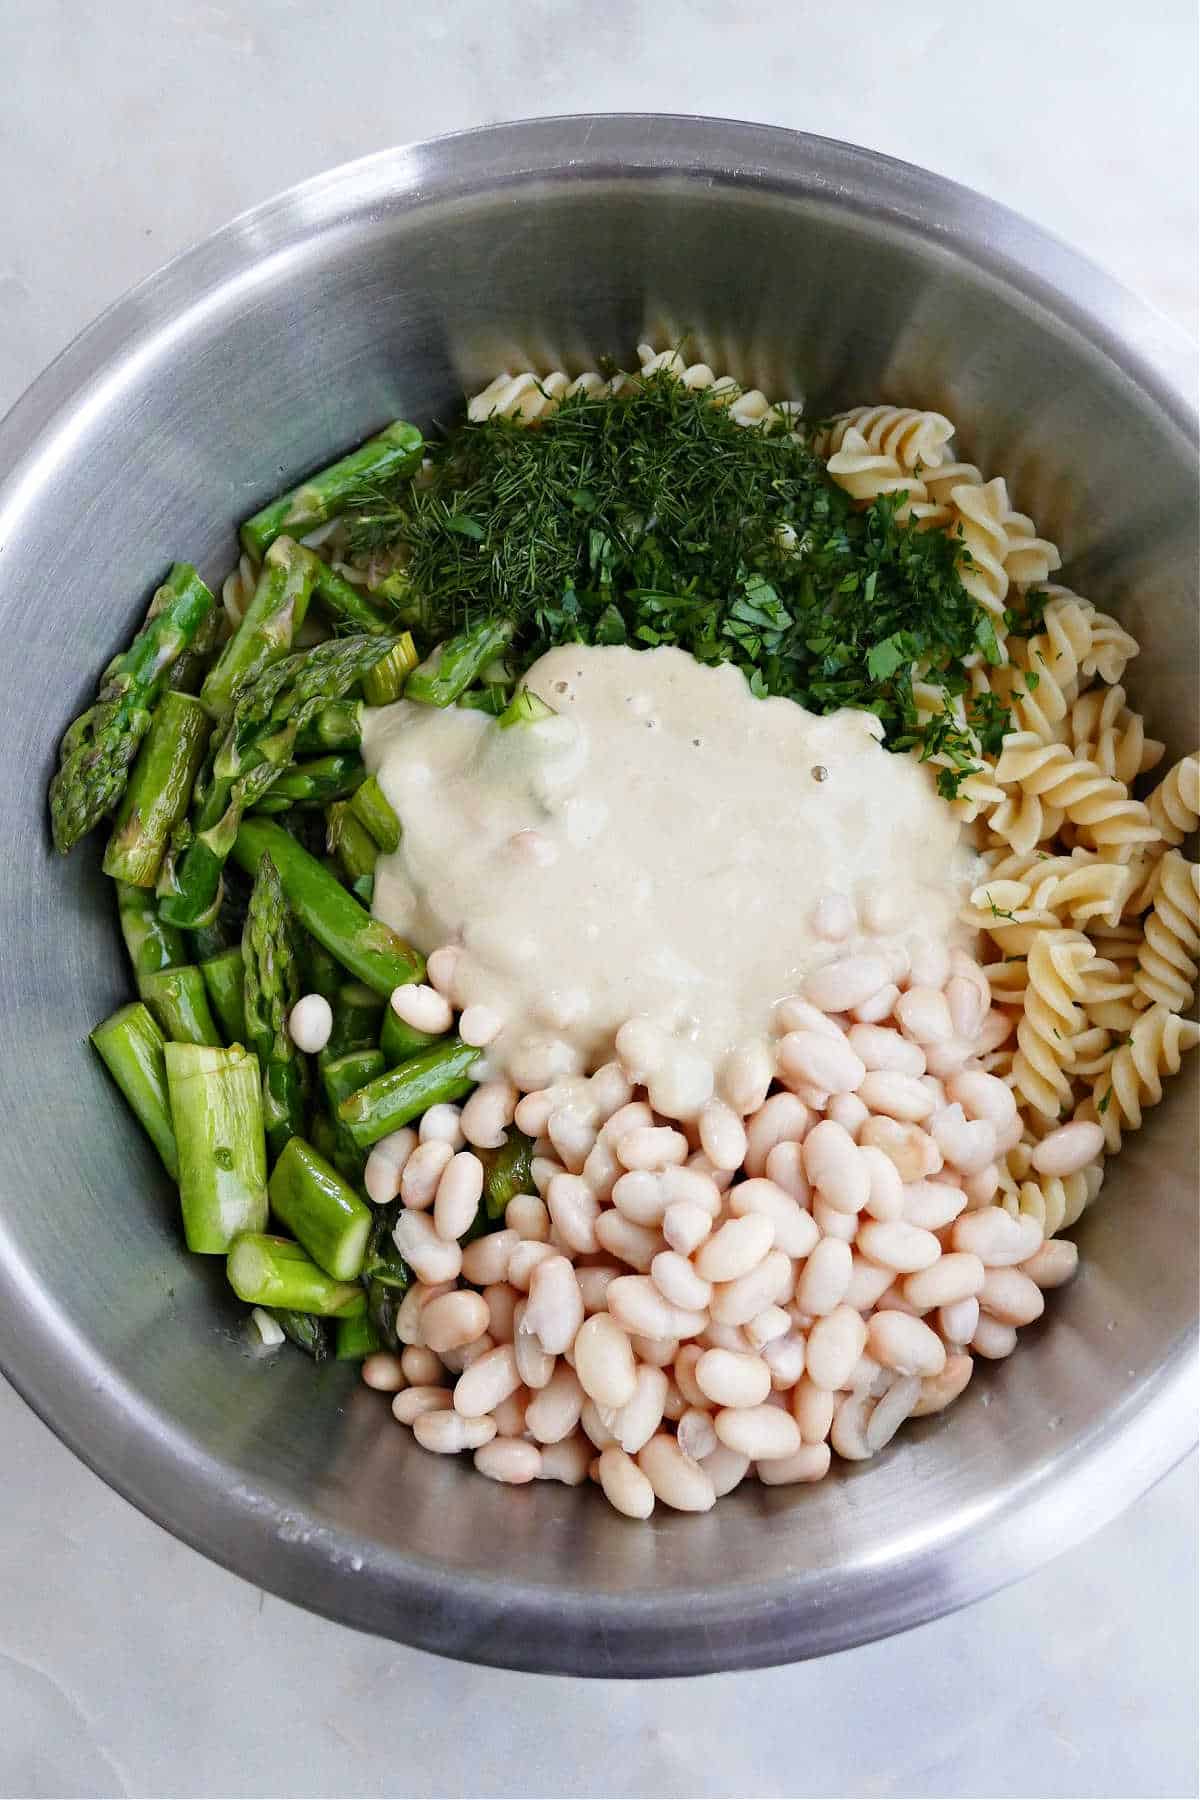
[[347, 372, 1013, 776]]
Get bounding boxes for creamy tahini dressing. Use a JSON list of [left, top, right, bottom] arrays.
[[364, 645, 973, 1093]]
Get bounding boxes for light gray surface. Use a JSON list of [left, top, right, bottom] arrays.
[[0, 2, 1196, 1795]]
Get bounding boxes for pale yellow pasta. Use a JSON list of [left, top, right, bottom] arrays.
[[1145, 751, 1200, 846], [998, 1142, 1104, 1239], [1070, 683, 1164, 786], [1076, 1005, 1200, 1153], [990, 591, 1096, 741], [824, 427, 931, 514], [813, 405, 954, 472], [1000, 507, 1062, 589], [467, 368, 631, 424], [222, 551, 259, 631], [991, 734, 1158, 858], [943, 478, 1013, 619], [1011, 928, 1096, 1119], [1080, 608, 1142, 685], [1133, 851, 1200, 1013]]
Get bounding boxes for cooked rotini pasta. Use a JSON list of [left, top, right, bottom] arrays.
[[1133, 851, 1200, 1013], [1070, 682, 1165, 786], [813, 405, 954, 472], [1145, 751, 1200, 845], [991, 734, 1158, 857], [1076, 1005, 1200, 1153], [999, 1140, 1105, 1238], [1010, 928, 1096, 1119]]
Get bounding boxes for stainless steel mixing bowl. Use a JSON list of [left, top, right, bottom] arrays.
[[0, 116, 1195, 1677]]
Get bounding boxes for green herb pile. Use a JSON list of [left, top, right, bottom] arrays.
[[347, 372, 1027, 795]]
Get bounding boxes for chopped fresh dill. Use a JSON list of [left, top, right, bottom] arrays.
[[346, 372, 1011, 773]]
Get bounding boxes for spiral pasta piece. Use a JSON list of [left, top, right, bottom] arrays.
[[635, 347, 799, 428], [1080, 609, 1141, 685], [814, 405, 954, 472], [1145, 751, 1200, 846], [966, 846, 1136, 943], [992, 733, 1158, 858], [824, 427, 931, 515], [1132, 851, 1200, 1013], [1011, 927, 1096, 1119], [467, 368, 630, 423], [1001, 508, 1062, 589], [999, 1142, 1104, 1239], [1070, 683, 1165, 786], [990, 591, 1095, 740], [1077, 1004, 1200, 1152], [222, 552, 260, 631], [946, 478, 1013, 619]]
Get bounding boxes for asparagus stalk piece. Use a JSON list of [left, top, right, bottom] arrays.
[[308, 1110, 341, 1167], [199, 946, 247, 1045], [90, 1002, 178, 1178], [165, 1042, 268, 1252], [499, 687, 556, 729], [326, 982, 385, 1057], [227, 1234, 366, 1315], [361, 634, 419, 706], [102, 691, 210, 886], [239, 421, 424, 560], [116, 881, 187, 994], [380, 1009, 442, 1066], [166, 599, 224, 697], [405, 619, 514, 708], [361, 1201, 412, 1350], [481, 1128, 536, 1221], [312, 561, 393, 636], [295, 698, 364, 754], [200, 538, 320, 720], [338, 1038, 479, 1148], [50, 563, 215, 853], [457, 684, 511, 716], [326, 800, 378, 901], [242, 853, 308, 1159], [141, 965, 223, 1045], [302, 933, 343, 1001], [335, 1311, 382, 1359], [231, 817, 423, 996], [273, 1309, 330, 1361], [250, 754, 365, 813], [268, 1136, 373, 1281], [161, 634, 394, 928], [320, 1046, 386, 1183], [348, 775, 400, 854]]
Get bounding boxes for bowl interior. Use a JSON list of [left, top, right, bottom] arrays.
[[0, 118, 1195, 1675]]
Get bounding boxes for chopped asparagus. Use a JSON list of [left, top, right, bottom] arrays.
[[200, 537, 319, 720], [116, 881, 186, 994], [326, 982, 385, 1057], [50, 563, 214, 853], [361, 634, 419, 707], [141, 965, 223, 1046], [295, 699, 363, 754], [337, 1037, 479, 1149], [380, 1008, 442, 1066], [90, 1002, 178, 1178], [273, 1309, 330, 1361], [320, 1046, 386, 1184], [481, 1128, 536, 1220], [250, 754, 365, 813], [242, 854, 308, 1160], [499, 687, 556, 729], [348, 775, 400, 853], [239, 421, 423, 560], [102, 691, 210, 886], [199, 947, 247, 1045], [311, 561, 393, 636], [231, 818, 423, 996], [268, 1136, 373, 1281], [227, 1233, 366, 1316], [405, 619, 514, 708], [326, 799, 378, 901], [165, 1042, 268, 1252], [335, 1311, 382, 1360]]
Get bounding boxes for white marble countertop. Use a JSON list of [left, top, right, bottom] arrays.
[[1, 3, 1195, 1795]]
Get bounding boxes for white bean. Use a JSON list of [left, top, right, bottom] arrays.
[[393, 1385, 453, 1424], [390, 982, 453, 1036], [828, 1091, 869, 1138], [544, 1172, 599, 1253], [574, 1313, 637, 1408], [717, 1040, 774, 1114], [930, 1104, 996, 1176], [793, 1236, 853, 1315], [529, 1157, 564, 1200], [1020, 1239, 1080, 1289], [911, 1353, 974, 1416], [856, 1218, 941, 1273], [414, 1409, 496, 1454], [400, 1345, 444, 1387], [598, 1445, 656, 1518], [757, 1442, 832, 1485], [923, 1039, 972, 1080], [805, 1305, 868, 1390], [744, 1092, 811, 1176], [425, 944, 462, 999], [792, 1377, 835, 1444], [811, 1198, 858, 1242], [432, 1151, 484, 1242], [545, 1106, 597, 1175], [699, 1443, 751, 1496], [763, 1140, 811, 1205], [648, 1045, 714, 1122], [661, 1165, 724, 1213], [978, 1266, 1045, 1327], [715, 1404, 802, 1461], [419, 1103, 465, 1148], [695, 1347, 772, 1409], [506, 1192, 551, 1242], [421, 1290, 490, 1355], [762, 1331, 807, 1388], [514, 1087, 559, 1137], [895, 985, 954, 1045], [662, 1199, 714, 1256], [615, 1125, 689, 1172], [490, 1387, 530, 1435], [947, 1068, 1017, 1131], [773, 996, 845, 1039], [847, 1024, 925, 1076], [511, 1299, 555, 1389], [507, 1240, 556, 1292], [777, 1031, 866, 1095], [460, 1081, 518, 1150], [804, 954, 890, 1013], [851, 982, 901, 1024], [287, 993, 333, 1053], [482, 1282, 518, 1343], [536, 1434, 592, 1485], [842, 1254, 897, 1312], [361, 1351, 405, 1392], [857, 1144, 906, 1222], [938, 1297, 980, 1344], [630, 1333, 681, 1369], [971, 1314, 1019, 1359], [459, 1003, 502, 1049], [525, 1363, 585, 1443], [709, 1249, 795, 1326], [651, 1250, 712, 1313], [461, 1228, 518, 1288], [595, 1209, 661, 1273], [952, 1207, 1043, 1267], [474, 1438, 540, 1483], [868, 1310, 946, 1377], [962, 1163, 1001, 1209], [393, 1209, 463, 1284], [443, 1332, 495, 1374], [803, 1119, 869, 1214], [452, 1345, 522, 1418], [694, 1213, 775, 1283], [1030, 1120, 1106, 1178], [698, 1098, 748, 1171], [606, 1274, 674, 1339], [859, 1116, 942, 1182], [524, 1254, 584, 1355], [614, 1017, 670, 1081], [730, 1178, 820, 1258], [744, 1305, 792, 1350], [637, 1434, 717, 1511], [588, 1061, 634, 1119], [364, 1127, 418, 1205], [830, 1390, 873, 1460], [612, 1169, 668, 1227], [858, 1071, 936, 1123], [864, 1374, 923, 1453], [902, 1252, 985, 1310], [907, 939, 951, 988], [399, 1139, 454, 1211], [395, 1280, 451, 1347], [676, 1407, 719, 1461], [580, 1135, 621, 1201], [902, 1178, 968, 1231], [576, 1264, 621, 1314], [609, 1363, 669, 1454], [813, 891, 855, 940]]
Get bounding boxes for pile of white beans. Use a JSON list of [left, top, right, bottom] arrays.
[[358, 937, 1097, 1517]]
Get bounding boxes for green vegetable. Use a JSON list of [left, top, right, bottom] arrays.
[[273, 1309, 330, 1361], [312, 560, 393, 636], [320, 1046, 386, 1183], [103, 690, 210, 886], [361, 635, 418, 706], [242, 853, 308, 1159], [116, 882, 186, 994], [240, 420, 424, 560], [347, 775, 400, 853], [295, 699, 363, 754], [90, 1002, 178, 1178], [50, 563, 214, 853], [337, 1038, 479, 1149], [326, 799, 378, 901], [250, 754, 366, 813], [267, 1136, 372, 1282], [200, 537, 319, 720], [230, 817, 423, 996], [335, 1311, 382, 1360], [380, 1008, 442, 1066], [165, 1042, 268, 1253], [360, 1202, 411, 1350], [405, 618, 514, 708], [327, 982, 385, 1057], [498, 687, 555, 729], [199, 946, 247, 1044], [481, 1129, 536, 1220], [227, 1233, 365, 1316], [141, 965, 222, 1045]]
